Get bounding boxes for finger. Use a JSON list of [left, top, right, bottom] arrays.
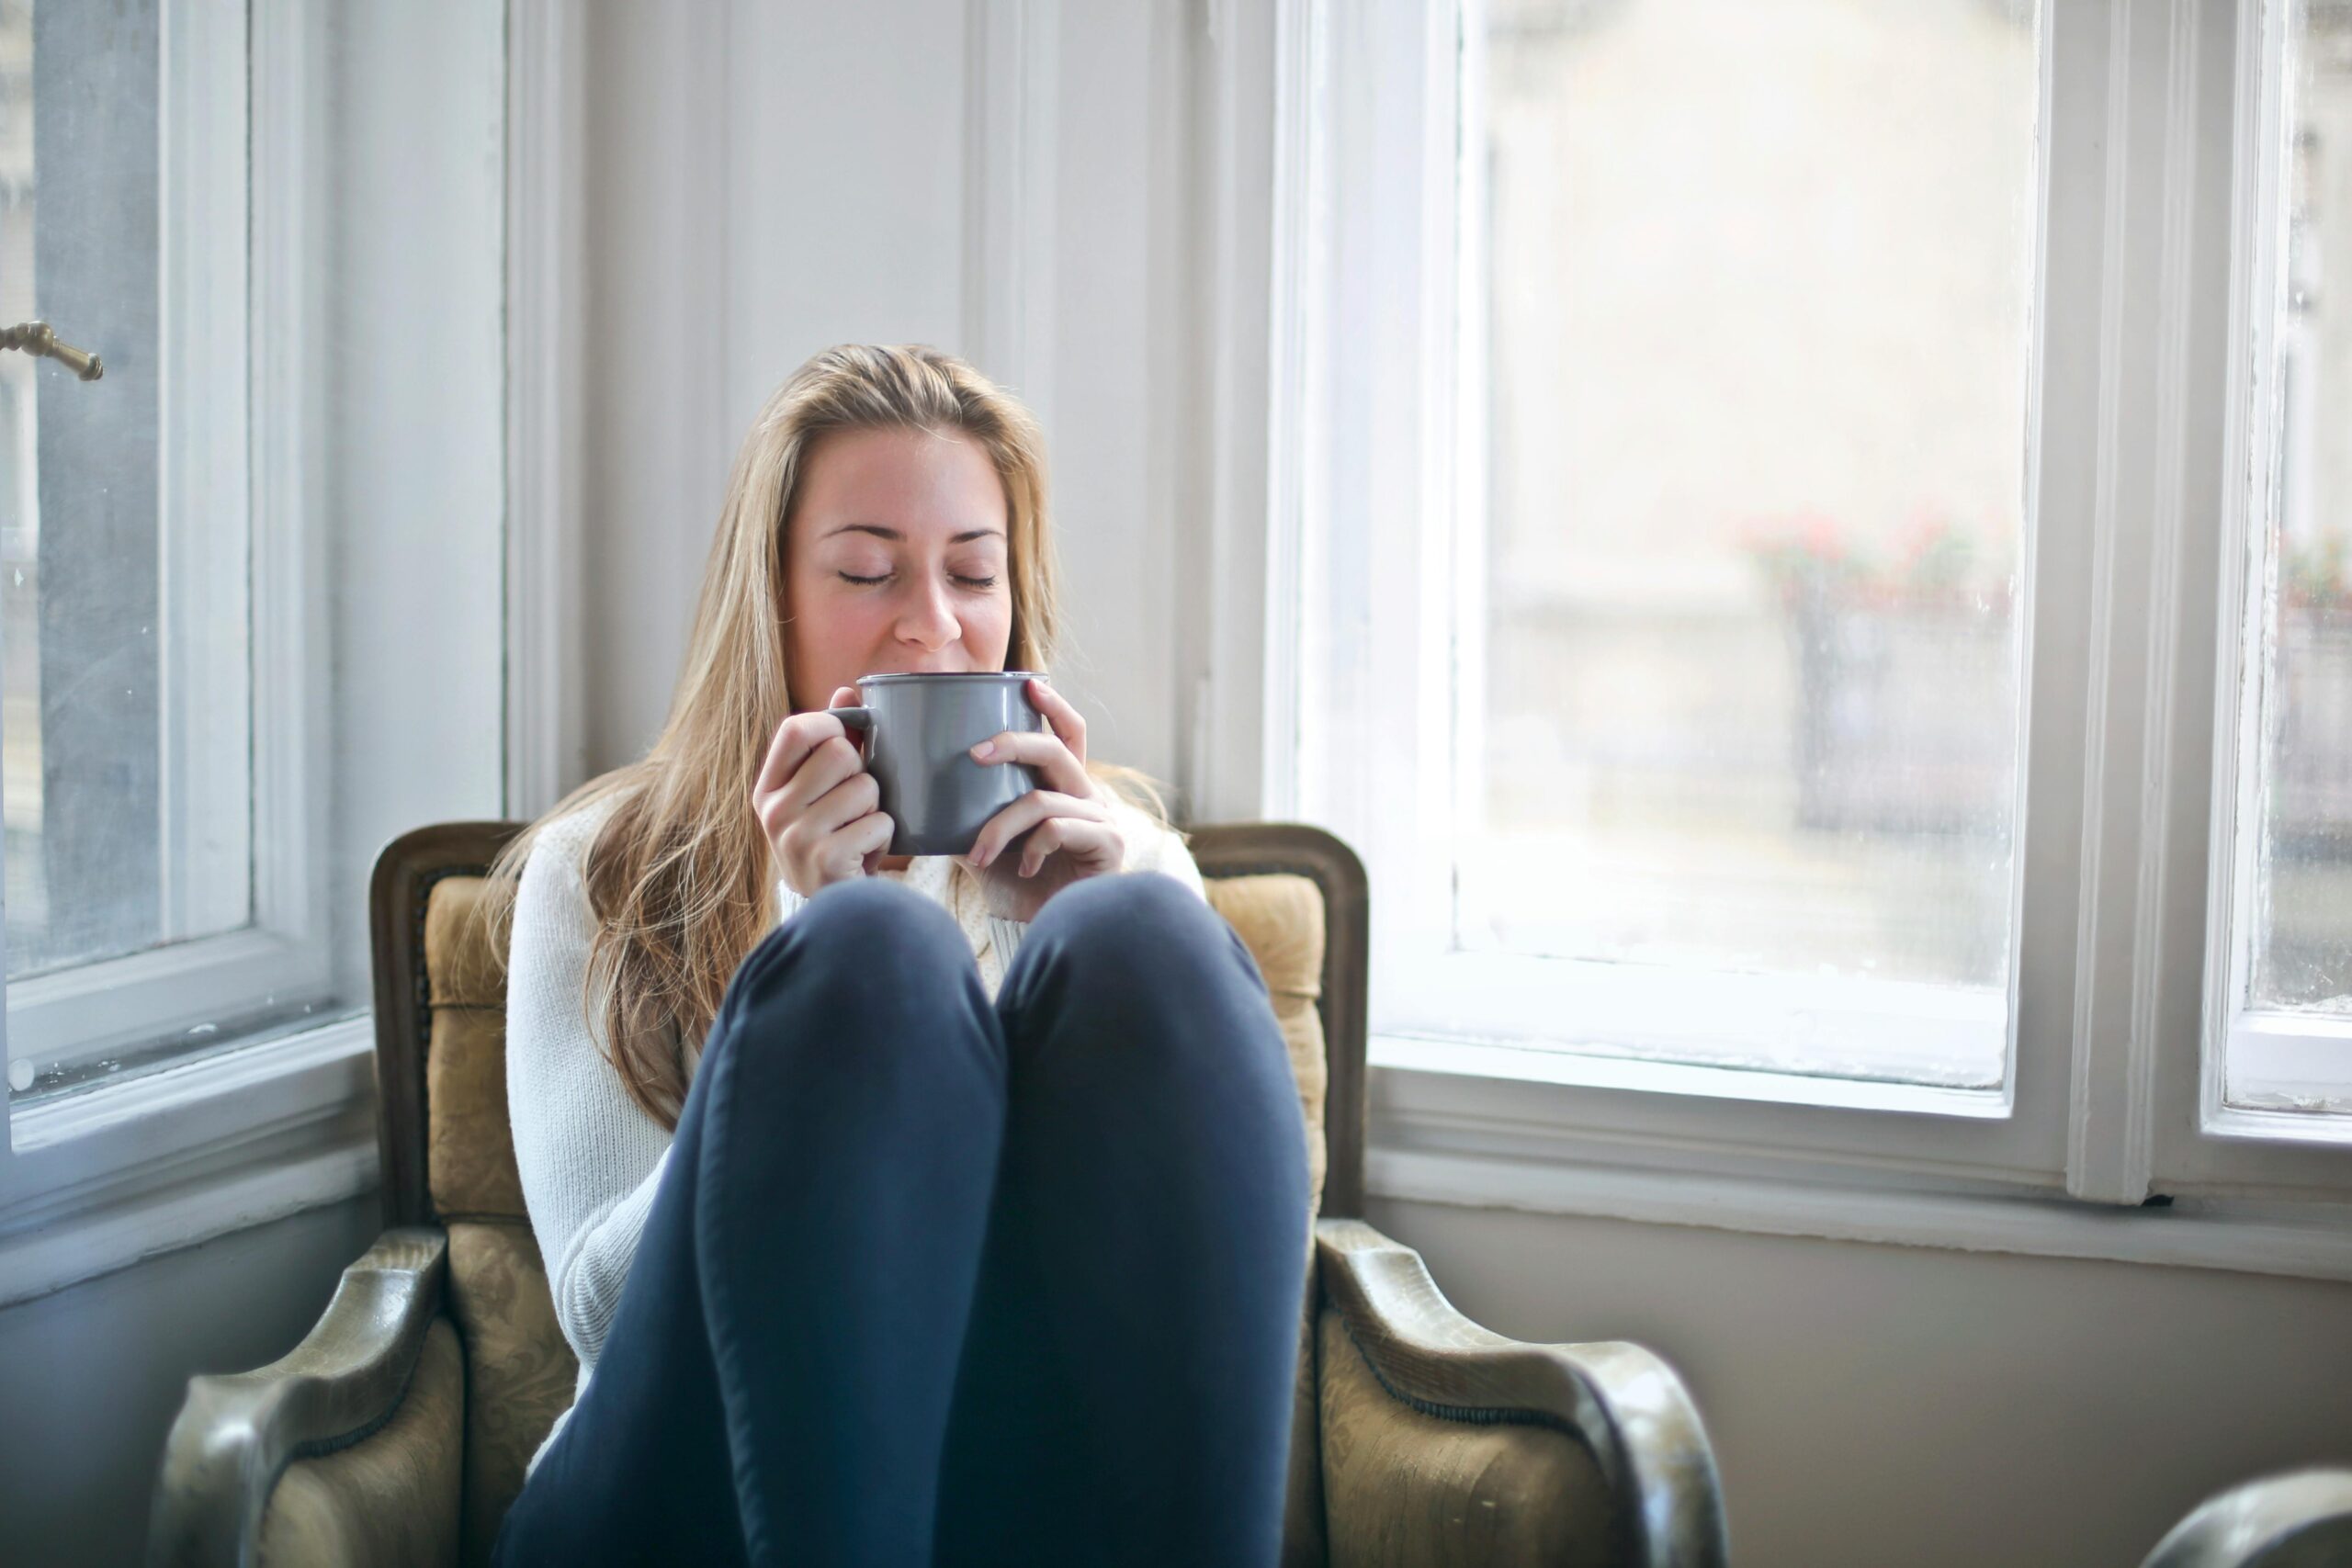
[[774, 732, 865, 822], [830, 685, 859, 708], [967, 791, 1106, 869], [968, 728, 1091, 797], [1018, 817, 1122, 878], [756, 709, 845, 800], [1024, 677, 1088, 765], [803, 768, 882, 840], [839, 811, 893, 875], [967, 790, 1109, 867]]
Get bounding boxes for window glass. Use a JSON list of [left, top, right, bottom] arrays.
[[2250, 0, 2352, 1021], [1464, 0, 2039, 1081], [0, 0, 253, 983]]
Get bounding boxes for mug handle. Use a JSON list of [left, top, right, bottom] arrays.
[[831, 705, 875, 760]]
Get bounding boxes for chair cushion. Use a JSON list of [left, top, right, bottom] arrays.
[[257, 1316, 464, 1568], [1202, 873, 1332, 1219], [426, 878, 527, 1223], [443, 1221, 579, 1568], [1317, 1306, 1616, 1566]]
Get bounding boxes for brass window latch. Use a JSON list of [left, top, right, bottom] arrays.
[[0, 321, 102, 381]]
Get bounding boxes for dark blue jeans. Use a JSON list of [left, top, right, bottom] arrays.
[[492, 871, 1312, 1567]]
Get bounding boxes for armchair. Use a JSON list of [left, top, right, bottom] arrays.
[[151, 819, 1727, 1565]]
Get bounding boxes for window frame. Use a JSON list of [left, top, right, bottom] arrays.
[[6, 0, 339, 1084], [2177, 0, 2352, 1194], [0, 0, 515, 1307], [1257, 0, 2352, 1237]]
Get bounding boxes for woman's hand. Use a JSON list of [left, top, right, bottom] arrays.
[[752, 685, 894, 897], [958, 677, 1125, 922]]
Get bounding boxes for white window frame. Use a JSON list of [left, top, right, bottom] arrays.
[[5, 0, 337, 1081], [1235, 0, 2352, 1267], [2177, 0, 2352, 1193], [0, 0, 518, 1310]]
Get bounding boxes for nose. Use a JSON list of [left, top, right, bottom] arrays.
[[894, 575, 961, 653]]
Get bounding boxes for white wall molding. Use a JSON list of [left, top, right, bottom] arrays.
[[1372, 1143, 2352, 1288], [2017, 0, 2254, 1209], [962, 0, 1060, 434], [1181, 0, 1282, 823], [505, 0, 589, 821], [1258, 0, 1318, 824], [0, 1019, 378, 1309]]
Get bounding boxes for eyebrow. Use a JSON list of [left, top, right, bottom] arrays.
[[823, 524, 1005, 544]]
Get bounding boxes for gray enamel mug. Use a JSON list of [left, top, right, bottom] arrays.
[[830, 671, 1050, 856]]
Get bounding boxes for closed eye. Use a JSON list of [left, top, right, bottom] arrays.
[[839, 571, 999, 589]]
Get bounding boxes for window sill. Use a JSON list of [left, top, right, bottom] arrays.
[[1374, 1032, 2013, 1120], [0, 1017, 379, 1308], [1370, 1046, 2352, 1284]]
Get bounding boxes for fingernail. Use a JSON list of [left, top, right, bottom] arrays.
[[970, 740, 996, 761], [973, 843, 992, 867]]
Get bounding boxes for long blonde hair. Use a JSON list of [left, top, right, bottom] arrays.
[[479, 344, 1177, 1130]]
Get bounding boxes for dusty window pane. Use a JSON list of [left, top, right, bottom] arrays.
[[2, 0, 254, 1006], [0, 0, 176, 980], [1465, 0, 2037, 1014], [2249, 0, 2352, 1020]]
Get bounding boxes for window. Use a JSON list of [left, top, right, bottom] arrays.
[[1461, 0, 2034, 1089], [0, 0, 507, 1106], [1281, 0, 2352, 1206], [0, 0, 276, 1096], [2218, 0, 2352, 1118]]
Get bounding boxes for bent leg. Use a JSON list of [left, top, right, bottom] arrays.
[[494, 877, 1007, 1568], [933, 873, 1313, 1568]]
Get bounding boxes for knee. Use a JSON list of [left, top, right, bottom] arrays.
[[732, 876, 969, 1010], [1025, 872, 1257, 1003]]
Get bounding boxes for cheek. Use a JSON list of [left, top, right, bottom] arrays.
[[968, 592, 1015, 651], [785, 581, 878, 672]]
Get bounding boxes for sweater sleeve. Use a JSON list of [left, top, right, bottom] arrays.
[[504, 807, 677, 1371]]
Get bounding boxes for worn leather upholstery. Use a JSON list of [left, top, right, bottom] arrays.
[[1317, 1306, 1616, 1567], [255, 1318, 465, 1568]]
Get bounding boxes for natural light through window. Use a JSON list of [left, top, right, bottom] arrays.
[[2227, 0, 2352, 1116], [1443, 0, 2040, 1088]]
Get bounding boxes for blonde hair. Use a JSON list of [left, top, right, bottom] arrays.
[[479, 344, 1177, 1129]]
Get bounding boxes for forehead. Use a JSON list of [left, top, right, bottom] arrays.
[[792, 424, 1007, 546]]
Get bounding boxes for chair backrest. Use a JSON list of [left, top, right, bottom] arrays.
[[369, 818, 1369, 1228], [367, 818, 1367, 1565]]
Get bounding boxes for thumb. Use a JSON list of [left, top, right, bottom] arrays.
[[829, 685, 859, 708]]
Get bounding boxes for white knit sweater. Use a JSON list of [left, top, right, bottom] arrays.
[[503, 790, 1209, 1476]]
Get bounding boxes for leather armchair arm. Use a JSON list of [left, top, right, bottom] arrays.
[[149, 1228, 449, 1568], [1316, 1217, 1728, 1567], [2142, 1468, 2352, 1567]]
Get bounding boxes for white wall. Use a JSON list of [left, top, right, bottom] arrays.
[[576, 0, 1198, 801], [1373, 1196, 2352, 1568], [0, 1198, 379, 1566]]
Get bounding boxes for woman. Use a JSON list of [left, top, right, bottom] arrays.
[[478, 344, 1310, 1566]]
